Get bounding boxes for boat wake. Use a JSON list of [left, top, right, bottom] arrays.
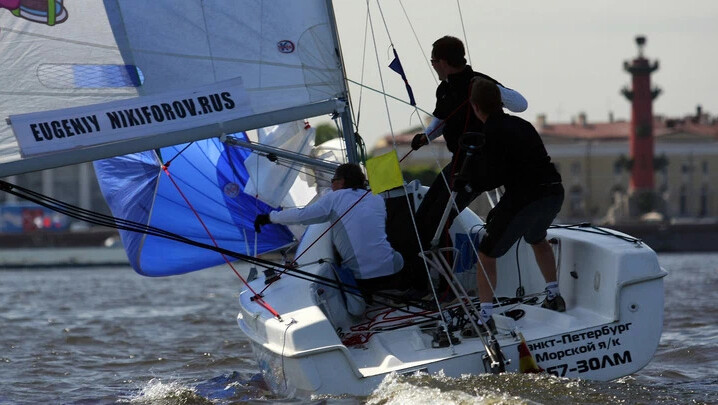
[[121, 372, 273, 404]]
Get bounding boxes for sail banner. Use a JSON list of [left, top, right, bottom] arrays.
[[10, 78, 251, 158]]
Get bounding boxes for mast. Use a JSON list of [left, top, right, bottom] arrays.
[[325, 0, 359, 164]]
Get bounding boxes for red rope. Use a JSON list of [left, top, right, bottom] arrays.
[[341, 304, 439, 346], [161, 164, 281, 320]]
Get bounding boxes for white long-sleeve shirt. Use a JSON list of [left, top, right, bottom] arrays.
[[269, 188, 397, 280], [427, 84, 527, 141]]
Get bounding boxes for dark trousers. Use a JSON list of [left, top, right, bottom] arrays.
[[416, 157, 478, 249], [406, 156, 478, 293]]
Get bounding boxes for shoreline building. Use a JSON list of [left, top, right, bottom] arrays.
[[0, 163, 109, 232], [536, 109, 718, 223]]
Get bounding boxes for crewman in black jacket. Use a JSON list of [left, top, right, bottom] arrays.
[[460, 78, 566, 331]]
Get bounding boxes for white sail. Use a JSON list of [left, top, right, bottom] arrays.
[[0, 1, 135, 173], [104, 0, 343, 109], [244, 120, 318, 208], [0, 0, 346, 177]]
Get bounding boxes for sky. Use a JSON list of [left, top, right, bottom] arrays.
[[313, 0, 718, 152]]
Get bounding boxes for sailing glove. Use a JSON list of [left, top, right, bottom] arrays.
[[452, 176, 471, 193], [254, 214, 271, 233], [411, 133, 428, 150]]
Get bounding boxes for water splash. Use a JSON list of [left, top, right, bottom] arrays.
[[123, 379, 211, 404], [366, 371, 533, 405]]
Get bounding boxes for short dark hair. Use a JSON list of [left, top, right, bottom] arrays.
[[432, 36, 467, 68], [334, 163, 367, 190], [470, 78, 503, 116]]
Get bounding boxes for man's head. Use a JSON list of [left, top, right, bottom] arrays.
[[331, 163, 367, 191], [431, 36, 467, 80], [470, 78, 502, 122]]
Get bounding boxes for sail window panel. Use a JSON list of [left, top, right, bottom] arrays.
[[0, 2, 137, 174], [37, 64, 143, 89], [0, 2, 135, 104]]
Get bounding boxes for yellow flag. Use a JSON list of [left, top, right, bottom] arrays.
[[517, 332, 544, 374], [366, 150, 403, 194]]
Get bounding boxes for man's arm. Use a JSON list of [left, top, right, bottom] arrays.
[[498, 85, 528, 113], [425, 117, 446, 142], [269, 194, 333, 225], [470, 73, 528, 113]]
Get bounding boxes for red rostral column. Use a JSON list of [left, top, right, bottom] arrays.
[[621, 36, 661, 191]]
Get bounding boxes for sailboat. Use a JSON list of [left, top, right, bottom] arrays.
[[0, 0, 666, 398]]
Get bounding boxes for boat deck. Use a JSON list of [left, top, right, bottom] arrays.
[[346, 301, 611, 377]]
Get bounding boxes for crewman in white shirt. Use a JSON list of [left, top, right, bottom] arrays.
[[254, 163, 404, 315]]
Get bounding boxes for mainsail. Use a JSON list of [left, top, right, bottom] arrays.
[[0, 1, 138, 174], [0, 0, 348, 176], [0, 0, 354, 275]]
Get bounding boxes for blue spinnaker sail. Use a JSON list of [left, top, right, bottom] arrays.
[[94, 133, 294, 277]]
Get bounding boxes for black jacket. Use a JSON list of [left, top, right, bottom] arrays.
[[466, 112, 562, 209], [433, 65, 501, 153]]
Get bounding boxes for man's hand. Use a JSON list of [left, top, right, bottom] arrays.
[[254, 214, 271, 233], [411, 133, 428, 150], [452, 176, 471, 193]]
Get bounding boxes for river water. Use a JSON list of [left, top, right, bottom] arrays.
[[1, 252, 716, 404]]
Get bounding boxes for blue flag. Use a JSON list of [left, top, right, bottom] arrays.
[[388, 49, 416, 106]]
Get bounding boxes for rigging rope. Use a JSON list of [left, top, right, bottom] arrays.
[[0, 180, 403, 304], [375, 0, 395, 46], [398, 0, 438, 86], [346, 79, 431, 115], [368, 1, 469, 347], [456, 0, 472, 66], [353, 5, 371, 132], [163, 142, 194, 166], [366, 0, 395, 138], [258, 187, 371, 296]]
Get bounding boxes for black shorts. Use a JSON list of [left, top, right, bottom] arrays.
[[478, 186, 564, 258]]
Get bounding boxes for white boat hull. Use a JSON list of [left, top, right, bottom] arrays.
[[237, 205, 666, 397]]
